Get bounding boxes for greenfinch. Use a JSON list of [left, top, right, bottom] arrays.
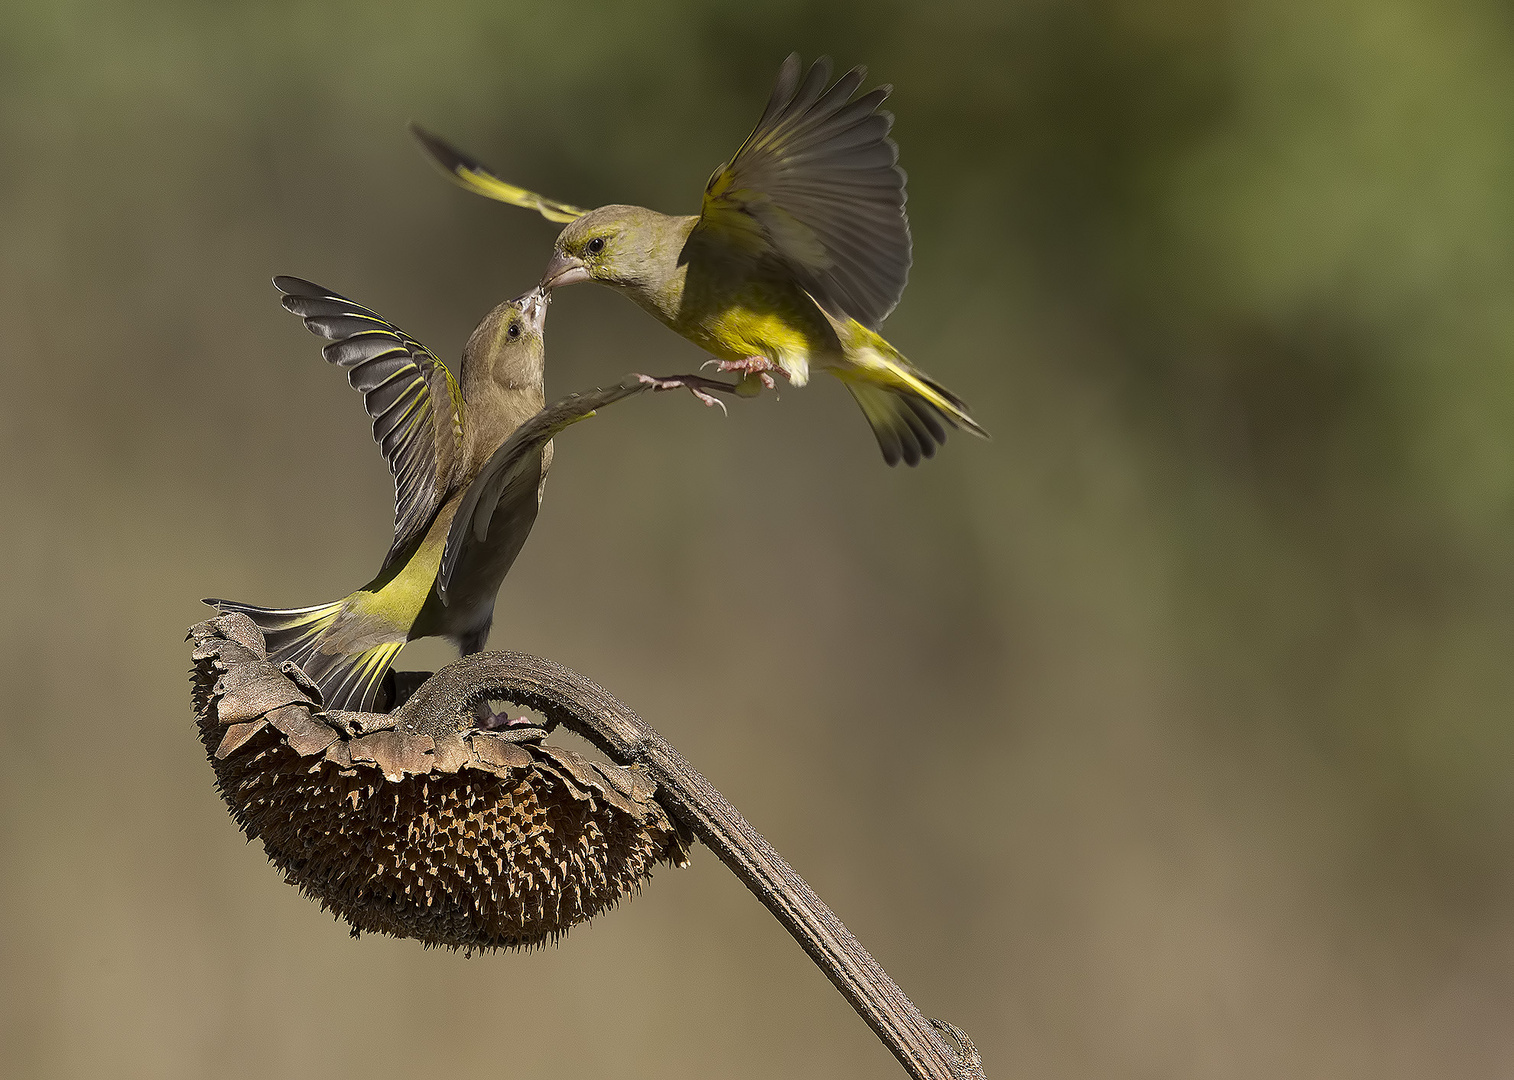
[[206, 281, 719, 711], [413, 53, 988, 466], [207, 280, 553, 711]]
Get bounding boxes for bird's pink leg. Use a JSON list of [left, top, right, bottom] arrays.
[[713, 355, 783, 391]]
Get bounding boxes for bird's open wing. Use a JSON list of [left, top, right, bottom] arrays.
[[694, 53, 912, 330], [438, 373, 744, 601], [275, 277, 465, 568], [410, 124, 587, 224]]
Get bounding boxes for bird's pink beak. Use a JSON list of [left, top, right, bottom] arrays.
[[540, 251, 590, 290]]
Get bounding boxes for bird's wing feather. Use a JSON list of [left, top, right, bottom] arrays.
[[438, 376, 655, 601], [410, 124, 587, 224], [695, 53, 912, 329], [274, 276, 465, 568]]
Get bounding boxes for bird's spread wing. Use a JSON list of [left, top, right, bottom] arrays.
[[438, 377, 657, 601], [275, 277, 465, 568], [695, 53, 912, 330], [410, 124, 587, 225]]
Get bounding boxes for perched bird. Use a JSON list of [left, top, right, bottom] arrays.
[[207, 279, 556, 713], [207, 280, 727, 712], [412, 53, 988, 467]]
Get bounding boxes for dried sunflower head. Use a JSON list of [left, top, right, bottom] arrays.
[[189, 614, 689, 950]]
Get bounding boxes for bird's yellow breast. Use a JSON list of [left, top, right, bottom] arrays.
[[338, 503, 456, 645], [673, 277, 836, 386]]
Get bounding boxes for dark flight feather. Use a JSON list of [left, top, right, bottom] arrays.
[[273, 277, 463, 569], [846, 382, 961, 467], [698, 53, 912, 330]]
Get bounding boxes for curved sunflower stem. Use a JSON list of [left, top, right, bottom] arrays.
[[390, 651, 985, 1080]]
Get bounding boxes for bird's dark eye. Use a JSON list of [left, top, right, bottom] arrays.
[[586, 236, 606, 255], [507, 320, 521, 339]]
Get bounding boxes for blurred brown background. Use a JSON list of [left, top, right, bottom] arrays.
[[4, 0, 1514, 1076]]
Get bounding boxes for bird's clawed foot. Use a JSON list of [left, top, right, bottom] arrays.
[[476, 698, 543, 733], [637, 373, 735, 414], [709, 355, 782, 392]]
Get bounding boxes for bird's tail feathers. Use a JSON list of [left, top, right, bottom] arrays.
[[826, 312, 987, 465], [847, 383, 941, 467], [845, 368, 988, 467], [205, 597, 344, 667], [201, 597, 402, 713], [897, 368, 989, 442], [299, 641, 405, 714]]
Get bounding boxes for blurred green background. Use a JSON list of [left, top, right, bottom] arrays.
[[5, 0, 1514, 1076]]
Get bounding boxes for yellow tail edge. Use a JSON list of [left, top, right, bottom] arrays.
[[883, 365, 989, 441], [202, 597, 404, 712], [838, 358, 988, 467]]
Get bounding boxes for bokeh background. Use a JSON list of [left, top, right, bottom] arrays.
[[5, 1, 1514, 1076]]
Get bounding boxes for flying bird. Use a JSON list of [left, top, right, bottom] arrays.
[[206, 280, 723, 711], [412, 53, 988, 467]]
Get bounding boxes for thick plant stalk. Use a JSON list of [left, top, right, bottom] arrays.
[[190, 617, 982, 1078], [392, 651, 985, 1080]]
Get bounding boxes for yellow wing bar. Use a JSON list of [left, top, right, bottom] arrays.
[[410, 123, 586, 224]]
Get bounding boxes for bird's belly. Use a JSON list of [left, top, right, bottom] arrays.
[[681, 300, 832, 388], [411, 488, 542, 643]]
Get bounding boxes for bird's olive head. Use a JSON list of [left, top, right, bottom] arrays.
[[463, 286, 548, 390], [541, 205, 671, 292], [495, 286, 548, 373]]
